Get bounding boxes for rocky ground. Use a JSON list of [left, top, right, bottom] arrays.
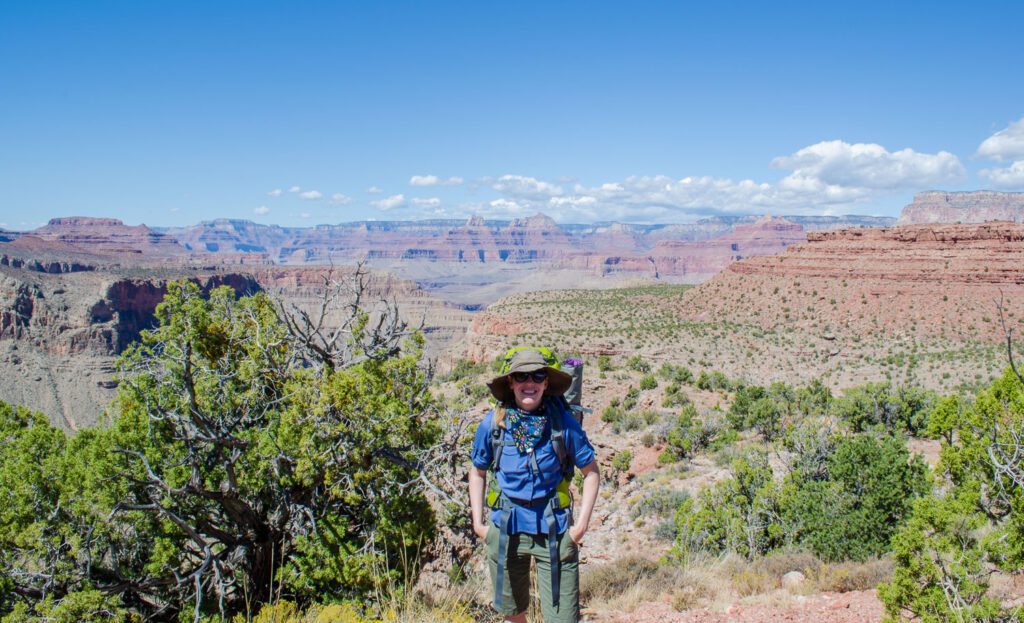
[[589, 590, 883, 623]]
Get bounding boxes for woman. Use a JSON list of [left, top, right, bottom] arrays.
[[469, 349, 601, 623]]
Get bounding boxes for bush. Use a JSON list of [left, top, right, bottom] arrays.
[[622, 387, 640, 411], [673, 432, 928, 564], [612, 450, 634, 475], [673, 452, 783, 559], [443, 358, 487, 383], [0, 281, 440, 621], [612, 413, 645, 434], [728, 384, 767, 429], [880, 368, 1024, 622], [781, 434, 929, 562], [596, 354, 613, 372], [657, 363, 694, 385], [630, 487, 690, 519], [662, 404, 719, 461], [695, 370, 732, 392], [639, 374, 658, 390], [626, 354, 651, 373], [661, 382, 691, 408], [832, 382, 937, 435], [601, 405, 624, 424]]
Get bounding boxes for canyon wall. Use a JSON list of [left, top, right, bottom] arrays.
[[898, 191, 1024, 225]]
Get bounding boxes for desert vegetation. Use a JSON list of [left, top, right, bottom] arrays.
[[3, 279, 1024, 622], [0, 275, 467, 622]]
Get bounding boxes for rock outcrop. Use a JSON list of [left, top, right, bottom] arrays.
[[898, 191, 1024, 225], [30, 217, 187, 257], [682, 221, 1024, 342]]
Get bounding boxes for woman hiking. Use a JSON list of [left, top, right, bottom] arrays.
[[469, 348, 601, 623]]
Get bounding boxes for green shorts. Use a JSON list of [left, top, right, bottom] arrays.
[[486, 526, 580, 623]]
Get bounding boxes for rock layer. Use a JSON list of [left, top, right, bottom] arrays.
[[898, 191, 1024, 225], [682, 221, 1024, 342], [161, 214, 885, 277], [31, 217, 188, 256]]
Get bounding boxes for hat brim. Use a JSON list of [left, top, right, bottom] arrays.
[[487, 365, 573, 405]]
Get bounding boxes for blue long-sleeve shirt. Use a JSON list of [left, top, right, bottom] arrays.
[[472, 405, 596, 534]]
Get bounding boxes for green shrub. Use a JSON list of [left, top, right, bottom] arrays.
[[626, 354, 651, 373], [657, 363, 694, 384], [832, 382, 937, 435], [612, 412, 645, 434], [0, 282, 440, 621], [880, 368, 1024, 622], [662, 404, 719, 461], [601, 405, 624, 423], [612, 450, 634, 474], [783, 434, 928, 562], [630, 487, 690, 519], [622, 387, 640, 411], [695, 370, 732, 392], [661, 382, 692, 408], [673, 432, 928, 564], [443, 358, 487, 383], [639, 374, 658, 390], [673, 452, 783, 559]]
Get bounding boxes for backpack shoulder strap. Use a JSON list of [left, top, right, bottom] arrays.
[[548, 397, 574, 478], [489, 423, 504, 473]]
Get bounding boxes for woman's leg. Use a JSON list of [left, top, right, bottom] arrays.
[[533, 531, 580, 623], [487, 530, 532, 619]]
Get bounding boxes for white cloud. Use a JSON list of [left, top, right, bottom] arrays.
[[289, 186, 302, 193], [367, 186, 383, 194], [979, 160, 1024, 189], [411, 197, 442, 207], [299, 212, 312, 219], [267, 188, 283, 197], [371, 194, 406, 210], [771, 140, 965, 190], [488, 198, 527, 213], [299, 190, 323, 200], [480, 141, 965, 223], [977, 117, 1024, 161], [549, 195, 598, 207], [492, 174, 565, 200], [254, 206, 270, 216], [330, 193, 353, 205], [410, 174, 464, 186], [410, 175, 440, 186]]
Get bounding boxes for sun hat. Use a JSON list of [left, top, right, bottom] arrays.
[[487, 348, 573, 404]]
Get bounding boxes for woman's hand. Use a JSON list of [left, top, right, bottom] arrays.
[[474, 520, 491, 540], [568, 522, 586, 545]]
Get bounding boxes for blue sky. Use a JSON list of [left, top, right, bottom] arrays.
[[2, 1, 1023, 229]]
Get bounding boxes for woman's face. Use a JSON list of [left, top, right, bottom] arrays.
[[509, 371, 548, 412]]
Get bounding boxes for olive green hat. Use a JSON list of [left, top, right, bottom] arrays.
[[487, 348, 573, 404]]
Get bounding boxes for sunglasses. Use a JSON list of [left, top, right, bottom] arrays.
[[510, 371, 548, 384]]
